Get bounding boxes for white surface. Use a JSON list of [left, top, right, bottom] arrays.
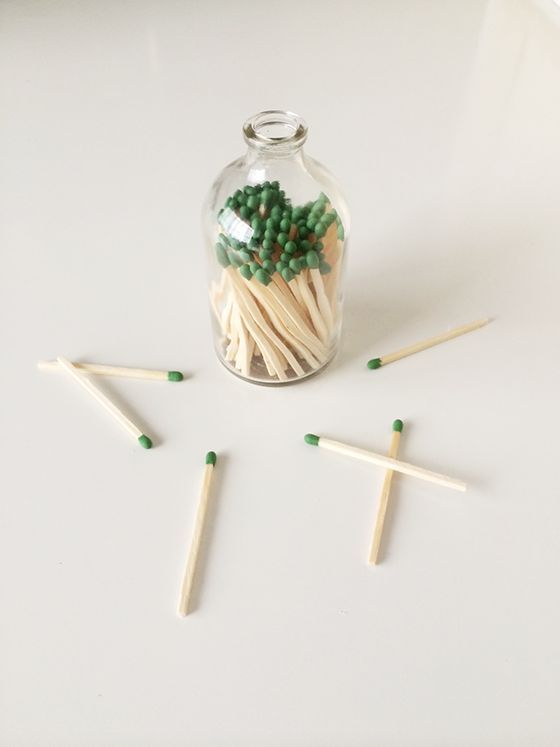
[[2, 1, 560, 745]]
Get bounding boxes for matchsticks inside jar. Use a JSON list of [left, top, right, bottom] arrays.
[[208, 181, 346, 383]]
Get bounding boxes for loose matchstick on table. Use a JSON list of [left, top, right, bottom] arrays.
[[38, 360, 184, 381], [304, 433, 466, 492], [367, 318, 490, 370], [369, 420, 403, 565], [56, 356, 153, 448], [178, 452, 217, 617]]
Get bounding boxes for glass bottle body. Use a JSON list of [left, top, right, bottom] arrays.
[[202, 111, 349, 384]]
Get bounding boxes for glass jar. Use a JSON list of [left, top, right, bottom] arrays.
[[202, 110, 349, 384]]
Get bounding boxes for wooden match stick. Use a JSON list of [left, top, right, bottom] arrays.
[[367, 318, 490, 370], [178, 452, 217, 617], [304, 433, 466, 492], [369, 420, 403, 565], [38, 360, 183, 381], [56, 356, 153, 448]]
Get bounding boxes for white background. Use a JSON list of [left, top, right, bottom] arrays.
[[2, 1, 560, 745]]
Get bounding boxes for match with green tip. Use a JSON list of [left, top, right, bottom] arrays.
[[167, 371, 184, 382], [304, 433, 320, 446], [367, 357, 382, 370], [205, 451, 217, 466], [138, 434, 153, 449], [392, 419, 404, 432]]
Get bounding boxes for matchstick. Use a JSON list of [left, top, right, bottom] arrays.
[[38, 360, 184, 382], [56, 356, 153, 448], [295, 273, 329, 344], [304, 433, 466, 492], [367, 318, 490, 370], [178, 452, 217, 617], [309, 268, 334, 331], [369, 420, 403, 565]]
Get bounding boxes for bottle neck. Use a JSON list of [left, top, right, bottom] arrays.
[[243, 110, 307, 160]]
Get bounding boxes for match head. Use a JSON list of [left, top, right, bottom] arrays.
[[392, 419, 404, 432], [138, 434, 153, 449], [304, 433, 320, 446], [167, 371, 184, 382], [205, 451, 217, 466], [367, 358, 382, 370]]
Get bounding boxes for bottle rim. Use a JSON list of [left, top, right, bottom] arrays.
[[243, 110, 308, 150]]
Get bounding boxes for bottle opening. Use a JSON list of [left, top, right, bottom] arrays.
[[243, 110, 308, 149]]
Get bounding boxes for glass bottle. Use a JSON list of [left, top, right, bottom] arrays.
[[202, 110, 349, 384]]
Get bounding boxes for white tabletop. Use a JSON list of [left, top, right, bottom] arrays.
[[2, 1, 560, 745]]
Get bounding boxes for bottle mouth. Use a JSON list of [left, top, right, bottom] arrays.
[[243, 110, 308, 150]]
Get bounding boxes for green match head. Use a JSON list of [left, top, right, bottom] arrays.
[[392, 419, 404, 432], [255, 268, 271, 286], [215, 242, 230, 268], [167, 371, 183, 382], [205, 451, 217, 466], [138, 434, 153, 449], [304, 433, 320, 446], [367, 358, 382, 370], [239, 263, 253, 281]]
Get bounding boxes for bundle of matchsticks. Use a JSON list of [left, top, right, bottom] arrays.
[[209, 181, 345, 382]]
